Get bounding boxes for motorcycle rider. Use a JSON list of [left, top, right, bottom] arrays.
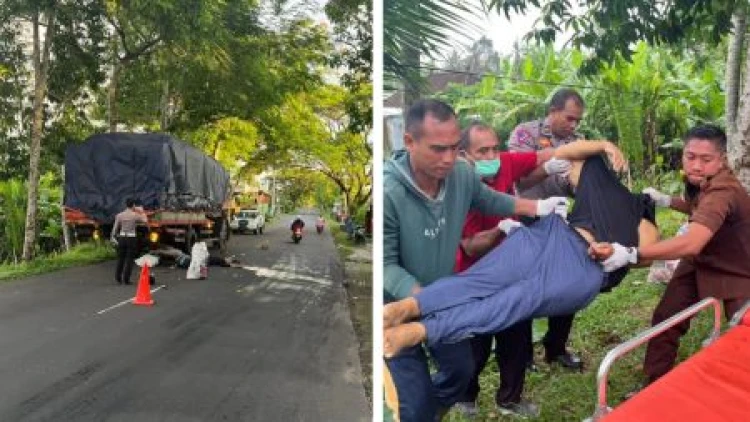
[[291, 215, 305, 232], [316, 215, 325, 233]]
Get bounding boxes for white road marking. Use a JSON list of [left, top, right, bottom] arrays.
[[96, 285, 166, 315], [239, 266, 332, 286]]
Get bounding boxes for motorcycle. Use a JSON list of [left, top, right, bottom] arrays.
[[316, 221, 325, 234], [292, 227, 303, 244]]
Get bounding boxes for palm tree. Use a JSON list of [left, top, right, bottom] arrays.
[[384, 0, 484, 108]]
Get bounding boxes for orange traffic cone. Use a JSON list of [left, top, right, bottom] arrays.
[[133, 264, 155, 306]]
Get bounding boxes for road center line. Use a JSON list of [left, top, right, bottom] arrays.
[[96, 285, 166, 315]]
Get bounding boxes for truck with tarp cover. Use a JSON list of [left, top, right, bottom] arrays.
[[64, 132, 231, 252]]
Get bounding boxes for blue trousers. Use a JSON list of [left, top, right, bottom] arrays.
[[417, 215, 603, 346], [385, 340, 474, 422]]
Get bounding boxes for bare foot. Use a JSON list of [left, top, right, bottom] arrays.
[[383, 298, 420, 329], [384, 322, 427, 358]]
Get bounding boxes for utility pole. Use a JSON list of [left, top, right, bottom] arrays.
[[270, 169, 277, 216]]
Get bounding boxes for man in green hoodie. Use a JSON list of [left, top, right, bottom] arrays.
[[384, 99, 569, 422]]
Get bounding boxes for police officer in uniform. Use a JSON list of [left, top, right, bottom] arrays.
[[507, 88, 585, 371], [111, 198, 148, 284]]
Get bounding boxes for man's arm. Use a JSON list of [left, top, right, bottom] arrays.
[[598, 187, 735, 271], [470, 172, 533, 217], [110, 215, 120, 243], [669, 198, 692, 214], [516, 149, 556, 190], [472, 178, 561, 218], [383, 195, 421, 300], [593, 222, 714, 271], [643, 187, 692, 214], [461, 227, 503, 258], [554, 140, 627, 171], [637, 222, 713, 260]]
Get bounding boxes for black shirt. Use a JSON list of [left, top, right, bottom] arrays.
[[568, 156, 656, 292]]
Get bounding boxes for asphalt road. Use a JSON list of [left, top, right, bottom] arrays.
[[0, 215, 370, 421]]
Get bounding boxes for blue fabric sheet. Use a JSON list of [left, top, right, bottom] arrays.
[[417, 215, 604, 346]]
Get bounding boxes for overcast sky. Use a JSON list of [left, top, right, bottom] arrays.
[[436, 5, 576, 61]]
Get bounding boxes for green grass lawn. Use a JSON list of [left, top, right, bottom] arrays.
[[0, 242, 116, 281], [387, 209, 723, 421]]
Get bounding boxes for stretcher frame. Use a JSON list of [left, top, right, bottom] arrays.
[[586, 297, 724, 421]]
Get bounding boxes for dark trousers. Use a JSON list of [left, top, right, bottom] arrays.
[[385, 340, 474, 422], [524, 313, 575, 365], [115, 237, 138, 283], [543, 313, 575, 358], [644, 269, 747, 383], [462, 319, 532, 405]]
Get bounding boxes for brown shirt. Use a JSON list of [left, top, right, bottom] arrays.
[[687, 169, 750, 299]]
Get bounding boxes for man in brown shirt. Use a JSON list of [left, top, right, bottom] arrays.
[[111, 198, 148, 284], [597, 124, 750, 384]]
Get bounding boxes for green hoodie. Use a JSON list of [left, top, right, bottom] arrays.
[[384, 150, 517, 302]]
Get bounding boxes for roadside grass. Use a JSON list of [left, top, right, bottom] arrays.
[[330, 219, 355, 259], [387, 208, 720, 421], [329, 218, 373, 406], [0, 242, 116, 281]]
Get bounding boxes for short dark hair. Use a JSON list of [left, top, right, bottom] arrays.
[[125, 198, 135, 208], [405, 99, 456, 140], [549, 88, 585, 112], [459, 121, 493, 151], [684, 124, 727, 153]]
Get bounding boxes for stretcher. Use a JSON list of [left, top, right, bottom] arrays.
[[588, 297, 750, 421]]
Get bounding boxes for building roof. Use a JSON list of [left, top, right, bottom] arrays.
[[383, 71, 481, 109]]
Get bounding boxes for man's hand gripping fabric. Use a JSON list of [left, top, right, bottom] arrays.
[[497, 219, 523, 235], [536, 196, 570, 219]]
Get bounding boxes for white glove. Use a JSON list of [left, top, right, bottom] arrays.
[[536, 196, 569, 218], [601, 243, 638, 272], [543, 158, 572, 176], [643, 187, 671, 207], [497, 219, 522, 235]]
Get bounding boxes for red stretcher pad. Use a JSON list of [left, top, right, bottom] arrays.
[[604, 311, 750, 421]]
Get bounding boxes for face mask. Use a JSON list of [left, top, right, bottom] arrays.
[[474, 159, 501, 178]]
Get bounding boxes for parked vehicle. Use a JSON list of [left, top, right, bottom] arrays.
[[230, 209, 265, 234], [64, 133, 231, 253]]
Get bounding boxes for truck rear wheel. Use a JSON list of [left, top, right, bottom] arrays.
[[218, 217, 229, 253]]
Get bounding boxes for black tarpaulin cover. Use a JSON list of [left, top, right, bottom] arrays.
[[65, 132, 230, 223]]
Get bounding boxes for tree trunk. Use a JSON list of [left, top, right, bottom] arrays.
[[108, 62, 120, 132], [403, 43, 421, 112], [61, 164, 71, 251], [22, 10, 56, 262], [212, 138, 221, 160], [727, 6, 747, 134], [643, 111, 656, 170], [733, 40, 750, 192], [159, 80, 171, 132], [160, 79, 170, 131]]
